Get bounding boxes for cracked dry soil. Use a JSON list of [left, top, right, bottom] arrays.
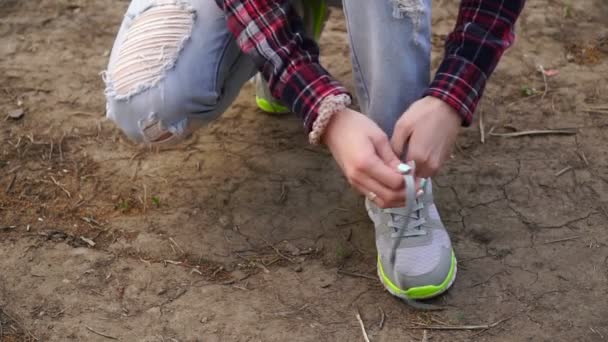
[[1, 0, 608, 341]]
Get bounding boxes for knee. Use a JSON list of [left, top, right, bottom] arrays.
[[102, 1, 199, 145], [105, 2, 195, 98], [105, 99, 191, 145]]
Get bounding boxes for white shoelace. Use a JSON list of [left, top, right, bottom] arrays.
[[387, 163, 427, 264]]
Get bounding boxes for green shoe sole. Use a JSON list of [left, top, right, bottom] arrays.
[[255, 96, 290, 114], [377, 250, 457, 300], [255, 0, 327, 114]]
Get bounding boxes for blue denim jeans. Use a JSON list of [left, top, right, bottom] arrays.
[[103, 0, 431, 144]]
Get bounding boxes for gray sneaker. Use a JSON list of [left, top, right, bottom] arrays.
[[366, 164, 457, 302]]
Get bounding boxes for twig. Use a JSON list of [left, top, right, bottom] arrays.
[[585, 109, 608, 114], [577, 151, 590, 167], [211, 266, 224, 278], [81, 216, 102, 226], [142, 184, 147, 214], [273, 303, 309, 317], [49, 140, 54, 161], [543, 235, 580, 245], [50, 176, 71, 198], [338, 270, 376, 281], [505, 93, 541, 107], [378, 307, 386, 330], [85, 325, 118, 340], [590, 327, 605, 339], [421, 330, 428, 342], [260, 237, 295, 263], [163, 260, 182, 266], [356, 311, 371, 342], [584, 106, 608, 114], [276, 183, 288, 204], [469, 271, 503, 288], [555, 166, 573, 177], [489, 128, 577, 138], [585, 104, 608, 110], [479, 111, 485, 144], [537, 64, 549, 100], [236, 255, 270, 273], [408, 315, 513, 331], [80, 236, 96, 247], [169, 237, 185, 254], [59, 133, 65, 162], [129, 151, 144, 163], [5, 174, 16, 193], [0, 308, 39, 340]]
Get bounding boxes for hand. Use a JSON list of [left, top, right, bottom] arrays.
[[323, 108, 405, 208], [391, 96, 461, 178]]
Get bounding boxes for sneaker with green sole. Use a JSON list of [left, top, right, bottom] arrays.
[[255, 0, 328, 114], [366, 163, 457, 304]]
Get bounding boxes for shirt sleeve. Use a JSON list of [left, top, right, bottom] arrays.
[[424, 0, 526, 125], [215, 0, 350, 133]]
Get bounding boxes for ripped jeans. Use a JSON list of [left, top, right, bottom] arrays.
[[103, 0, 431, 144]]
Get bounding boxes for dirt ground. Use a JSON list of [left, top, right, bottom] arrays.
[[1, 0, 607, 341]]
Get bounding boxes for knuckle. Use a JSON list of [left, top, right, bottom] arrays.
[[353, 158, 371, 174], [429, 159, 441, 172], [395, 118, 408, 129], [371, 132, 388, 144], [345, 172, 358, 186], [389, 192, 403, 204], [417, 155, 431, 168]]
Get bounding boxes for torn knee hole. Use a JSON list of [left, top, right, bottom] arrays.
[[109, 3, 195, 97], [140, 115, 186, 144], [390, 0, 423, 27]]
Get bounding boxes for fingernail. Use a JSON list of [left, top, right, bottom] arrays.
[[398, 163, 411, 174]]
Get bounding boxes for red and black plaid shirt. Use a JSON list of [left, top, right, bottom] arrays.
[[215, 0, 525, 133]]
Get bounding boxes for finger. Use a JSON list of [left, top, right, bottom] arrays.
[[365, 153, 404, 190], [353, 176, 405, 208], [416, 177, 426, 197], [408, 153, 433, 179], [371, 134, 401, 170], [391, 118, 414, 159], [401, 161, 424, 199], [404, 140, 430, 179]]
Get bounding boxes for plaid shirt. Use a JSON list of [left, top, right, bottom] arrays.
[[215, 0, 525, 132]]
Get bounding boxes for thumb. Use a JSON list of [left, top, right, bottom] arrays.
[[391, 118, 413, 159], [373, 134, 401, 170]]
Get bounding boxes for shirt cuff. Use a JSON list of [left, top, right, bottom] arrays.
[[277, 62, 350, 134], [308, 94, 352, 145], [424, 55, 488, 126]]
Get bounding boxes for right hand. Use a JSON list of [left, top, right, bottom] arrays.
[[322, 108, 406, 208]]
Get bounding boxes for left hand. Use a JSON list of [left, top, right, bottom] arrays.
[[390, 96, 462, 178]]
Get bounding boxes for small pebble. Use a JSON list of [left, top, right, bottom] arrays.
[[8, 108, 24, 119]]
